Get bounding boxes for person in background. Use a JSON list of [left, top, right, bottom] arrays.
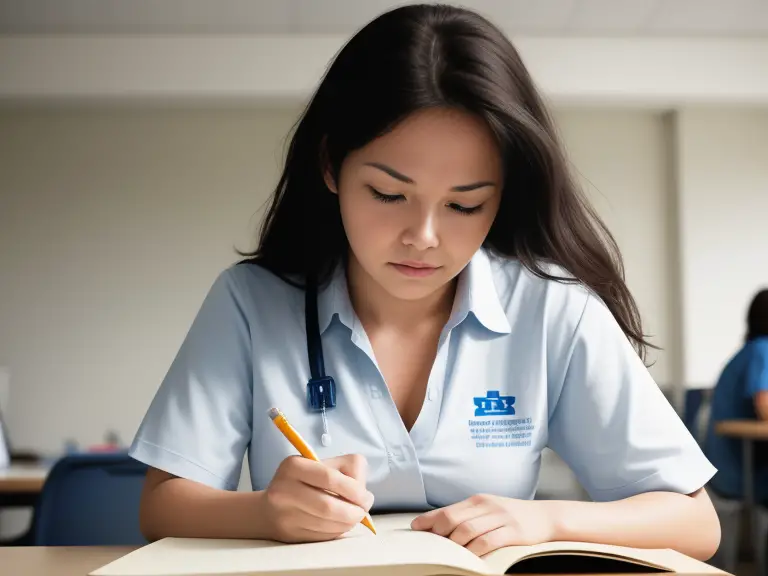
[[705, 289, 768, 501]]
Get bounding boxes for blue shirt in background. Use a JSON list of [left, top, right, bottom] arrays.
[[705, 337, 768, 502]]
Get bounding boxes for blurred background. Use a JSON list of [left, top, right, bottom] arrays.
[[0, 0, 766, 560]]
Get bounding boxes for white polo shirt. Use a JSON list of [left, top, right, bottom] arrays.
[[129, 249, 716, 511]]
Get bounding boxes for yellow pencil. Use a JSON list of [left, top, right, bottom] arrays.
[[267, 407, 377, 535]]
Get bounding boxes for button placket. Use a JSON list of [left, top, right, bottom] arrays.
[[408, 330, 452, 452], [352, 333, 433, 507]]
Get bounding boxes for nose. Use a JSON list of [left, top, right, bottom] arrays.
[[401, 205, 439, 251]]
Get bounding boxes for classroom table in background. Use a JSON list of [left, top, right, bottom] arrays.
[[715, 419, 768, 510], [0, 464, 48, 546], [715, 419, 768, 559], [0, 464, 48, 507], [0, 546, 731, 576]]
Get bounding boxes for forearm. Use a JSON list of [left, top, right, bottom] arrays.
[[140, 476, 269, 541], [547, 489, 721, 561]]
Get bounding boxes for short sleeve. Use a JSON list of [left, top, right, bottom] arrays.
[[129, 269, 253, 491], [547, 293, 717, 502], [746, 340, 768, 397]]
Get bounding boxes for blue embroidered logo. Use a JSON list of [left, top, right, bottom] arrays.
[[473, 390, 515, 416]]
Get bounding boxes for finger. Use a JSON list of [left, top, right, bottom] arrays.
[[328, 454, 368, 484], [466, 526, 517, 557], [270, 477, 360, 531], [412, 499, 482, 536], [293, 458, 373, 509], [281, 525, 350, 543], [325, 455, 374, 510], [302, 484, 368, 527], [288, 484, 365, 531], [411, 500, 473, 531], [410, 507, 442, 531], [411, 504, 460, 531], [301, 509, 362, 535], [448, 512, 507, 547]]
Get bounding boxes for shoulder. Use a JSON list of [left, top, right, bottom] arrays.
[[222, 260, 301, 294], [487, 253, 596, 335], [750, 336, 768, 352], [748, 337, 768, 361], [206, 261, 304, 323]]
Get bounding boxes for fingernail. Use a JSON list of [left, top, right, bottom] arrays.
[[365, 491, 375, 510]]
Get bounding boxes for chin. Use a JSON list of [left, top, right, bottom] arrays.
[[380, 276, 449, 302]]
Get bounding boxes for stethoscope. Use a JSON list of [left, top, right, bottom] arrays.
[[305, 277, 336, 447]]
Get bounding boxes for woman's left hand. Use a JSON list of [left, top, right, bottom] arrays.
[[410, 494, 559, 557]]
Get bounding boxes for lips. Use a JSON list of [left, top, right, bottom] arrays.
[[390, 261, 441, 278], [395, 261, 438, 269]]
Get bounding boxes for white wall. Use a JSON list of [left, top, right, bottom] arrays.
[[2, 36, 768, 105], [555, 109, 675, 386], [0, 105, 298, 454], [676, 109, 768, 389]]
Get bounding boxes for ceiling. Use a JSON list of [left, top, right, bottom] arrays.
[[0, 0, 767, 37]]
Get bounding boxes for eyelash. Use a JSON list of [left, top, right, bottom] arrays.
[[367, 187, 483, 216]]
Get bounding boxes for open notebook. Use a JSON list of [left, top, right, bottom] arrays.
[[91, 513, 726, 576]]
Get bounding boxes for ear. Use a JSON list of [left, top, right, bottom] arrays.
[[319, 135, 338, 195], [323, 168, 338, 195]]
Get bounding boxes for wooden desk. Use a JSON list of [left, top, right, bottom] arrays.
[[0, 464, 48, 494], [1, 546, 136, 576], [715, 419, 768, 507], [0, 464, 48, 511], [0, 546, 729, 576], [0, 464, 49, 545], [716, 419, 768, 441], [715, 419, 768, 559]]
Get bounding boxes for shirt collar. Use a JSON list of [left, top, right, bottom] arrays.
[[317, 263, 355, 335], [446, 248, 512, 335], [316, 249, 511, 336]]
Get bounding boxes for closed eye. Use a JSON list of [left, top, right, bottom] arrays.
[[449, 203, 483, 215], [368, 186, 484, 215], [368, 186, 405, 203]]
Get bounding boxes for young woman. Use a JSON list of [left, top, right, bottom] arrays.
[[131, 3, 720, 560], [705, 289, 768, 502]]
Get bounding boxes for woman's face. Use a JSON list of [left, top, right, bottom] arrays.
[[328, 107, 503, 303]]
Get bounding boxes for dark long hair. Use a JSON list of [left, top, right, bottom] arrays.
[[747, 289, 768, 341], [241, 3, 654, 362]]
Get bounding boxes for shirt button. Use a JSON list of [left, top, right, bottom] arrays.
[[427, 388, 435, 401], [390, 447, 405, 461], [369, 385, 382, 399]]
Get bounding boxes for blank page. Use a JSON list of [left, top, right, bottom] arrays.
[[90, 515, 488, 576]]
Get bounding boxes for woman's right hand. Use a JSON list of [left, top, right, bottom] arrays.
[[260, 454, 375, 543]]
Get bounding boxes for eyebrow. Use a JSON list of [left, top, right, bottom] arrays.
[[364, 162, 496, 192]]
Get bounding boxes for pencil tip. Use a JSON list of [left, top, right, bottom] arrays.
[[363, 516, 377, 535]]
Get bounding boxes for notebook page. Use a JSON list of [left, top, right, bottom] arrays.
[[481, 541, 724, 574], [90, 528, 489, 576], [348, 513, 420, 534]]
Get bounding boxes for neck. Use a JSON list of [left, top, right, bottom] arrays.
[[346, 255, 456, 332]]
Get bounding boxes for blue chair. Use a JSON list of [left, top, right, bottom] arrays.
[[31, 452, 149, 546]]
